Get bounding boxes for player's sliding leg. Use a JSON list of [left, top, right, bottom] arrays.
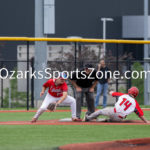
[[84, 107, 114, 121], [62, 95, 82, 121], [31, 93, 54, 123], [84, 109, 102, 121], [98, 107, 123, 122]]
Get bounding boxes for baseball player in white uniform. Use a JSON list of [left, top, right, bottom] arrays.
[[84, 87, 149, 123], [31, 73, 82, 123]]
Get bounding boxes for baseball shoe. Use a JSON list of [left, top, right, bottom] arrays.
[[31, 118, 37, 123], [72, 118, 82, 122]]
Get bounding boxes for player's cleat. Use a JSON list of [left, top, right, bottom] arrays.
[[72, 118, 82, 122], [31, 118, 37, 123]]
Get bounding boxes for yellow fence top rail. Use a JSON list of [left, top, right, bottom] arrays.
[[0, 37, 150, 44]]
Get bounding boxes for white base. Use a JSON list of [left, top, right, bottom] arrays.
[[59, 118, 72, 122]]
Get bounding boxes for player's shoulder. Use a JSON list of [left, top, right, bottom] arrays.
[[121, 94, 134, 99], [123, 94, 136, 103], [47, 78, 54, 84], [48, 78, 53, 82], [119, 93, 128, 98], [61, 81, 68, 89], [121, 93, 130, 97]]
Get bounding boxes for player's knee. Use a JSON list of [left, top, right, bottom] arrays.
[[71, 97, 76, 104], [67, 96, 76, 104]]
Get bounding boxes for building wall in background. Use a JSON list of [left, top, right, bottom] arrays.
[[0, 0, 146, 60]]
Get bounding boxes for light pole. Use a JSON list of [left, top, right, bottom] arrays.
[[34, 0, 47, 104], [144, 0, 150, 105], [101, 18, 114, 57]]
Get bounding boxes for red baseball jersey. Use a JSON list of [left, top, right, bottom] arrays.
[[43, 79, 68, 97], [112, 92, 144, 117]]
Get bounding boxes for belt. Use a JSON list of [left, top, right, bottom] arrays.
[[114, 108, 124, 119]]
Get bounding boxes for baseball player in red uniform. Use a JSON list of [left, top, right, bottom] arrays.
[[84, 87, 149, 123], [31, 73, 81, 123]]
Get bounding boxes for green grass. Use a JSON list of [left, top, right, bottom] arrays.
[[0, 125, 150, 150], [0, 109, 150, 150]]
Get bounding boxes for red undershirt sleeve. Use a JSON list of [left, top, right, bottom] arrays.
[[134, 100, 144, 117], [111, 92, 124, 97]]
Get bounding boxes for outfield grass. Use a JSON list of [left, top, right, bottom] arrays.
[[0, 109, 150, 150]]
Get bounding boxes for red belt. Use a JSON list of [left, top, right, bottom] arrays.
[[114, 108, 124, 119]]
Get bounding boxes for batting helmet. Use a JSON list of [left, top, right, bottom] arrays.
[[128, 86, 139, 98]]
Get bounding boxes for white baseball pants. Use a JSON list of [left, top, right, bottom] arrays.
[[87, 107, 123, 122], [34, 93, 76, 119]]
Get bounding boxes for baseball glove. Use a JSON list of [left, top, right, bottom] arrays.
[[47, 102, 57, 111]]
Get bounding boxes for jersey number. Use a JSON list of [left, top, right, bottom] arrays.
[[119, 98, 132, 111]]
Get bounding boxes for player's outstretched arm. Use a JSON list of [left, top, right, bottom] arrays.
[[109, 91, 124, 97], [139, 116, 149, 123]]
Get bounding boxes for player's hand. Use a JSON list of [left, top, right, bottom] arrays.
[[56, 100, 61, 105], [47, 102, 57, 112], [76, 87, 82, 92], [109, 91, 114, 95], [89, 88, 94, 92], [40, 91, 44, 97], [144, 120, 150, 124]]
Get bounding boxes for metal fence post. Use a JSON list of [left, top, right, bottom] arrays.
[[31, 57, 34, 108], [1, 61, 3, 107], [9, 82, 11, 108], [26, 41, 30, 110], [116, 44, 119, 92], [126, 59, 130, 91], [74, 42, 77, 70], [127, 59, 131, 90]]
